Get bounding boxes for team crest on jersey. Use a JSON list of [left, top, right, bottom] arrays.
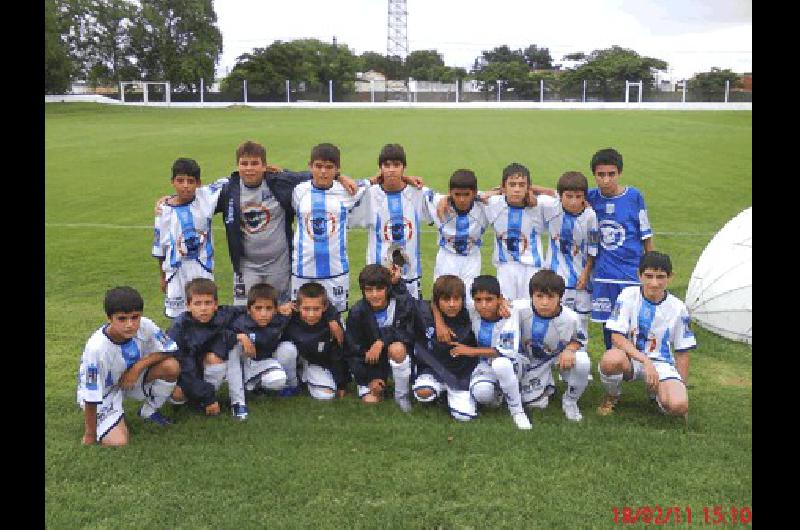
[[241, 202, 271, 234], [86, 363, 98, 390], [383, 218, 413, 242], [446, 235, 477, 255], [682, 316, 694, 339], [177, 229, 209, 257], [553, 234, 580, 256], [498, 331, 515, 351], [304, 212, 338, 241], [598, 220, 625, 250], [498, 231, 529, 254]]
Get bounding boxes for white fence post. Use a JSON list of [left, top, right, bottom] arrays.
[[725, 80, 730, 103], [120, 82, 125, 103], [540, 79, 544, 103], [496, 80, 501, 102], [329, 80, 333, 103], [200, 78, 204, 104], [582, 80, 586, 103], [286, 80, 290, 103], [682, 80, 686, 103], [370, 80, 375, 103], [638, 80, 642, 103], [455, 79, 459, 103], [624, 80, 629, 103], [144, 83, 149, 103], [166, 82, 171, 104], [243, 80, 247, 103]]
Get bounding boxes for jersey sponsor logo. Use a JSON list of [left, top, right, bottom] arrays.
[[598, 220, 626, 250], [382, 218, 414, 242], [177, 228, 209, 258], [241, 202, 271, 234], [498, 331, 515, 351], [497, 231, 529, 254], [86, 363, 98, 390], [605, 203, 615, 214], [303, 212, 338, 241], [592, 297, 612, 314]]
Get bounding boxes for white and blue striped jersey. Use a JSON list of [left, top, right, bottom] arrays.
[[587, 186, 652, 284], [604, 286, 697, 365], [76, 317, 178, 405], [512, 299, 586, 364], [541, 201, 599, 289], [484, 194, 557, 268], [466, 305, 521, 360], [428, 192, 490, 257], [292, 180, 369, 279], [152, 180, 226, 274], [348, 184, 433, 281]]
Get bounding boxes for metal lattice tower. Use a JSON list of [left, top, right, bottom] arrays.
[[387, 0, 408, 59]]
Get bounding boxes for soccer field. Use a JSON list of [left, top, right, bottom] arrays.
[[45, 104, 752, 528]]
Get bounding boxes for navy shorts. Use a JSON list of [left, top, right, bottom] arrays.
[[590, 281, 637, 322]]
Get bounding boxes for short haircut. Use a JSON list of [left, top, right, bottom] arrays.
[[236, 140, 267, 164], [639, 251, 673, 275], [378, 143, 407, 167], [471, 275, 502, 297], [432, 275, 466, 305], [247, 283, 278, 308], [310, 143, 340, 168], [449, 169, 478, 191], [590, 148, 623, 174], [528, 269, 565, 298], [358, 264, 391, 292], [171, 158, 201, 181], [557, 171, 589, 196], [185, 278, 218, 302], [501, 162, 531, 186], [104, 286, 144, 317], [296, 281, 328, 304]]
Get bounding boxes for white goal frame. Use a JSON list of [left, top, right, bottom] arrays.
[[119, 81, 171, 103]]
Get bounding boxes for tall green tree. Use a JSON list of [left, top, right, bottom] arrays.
[[523, 44, 553, 70], [689, 68, 741, 100], [45, 0, 74, 93], [561, 46, 667, 101]]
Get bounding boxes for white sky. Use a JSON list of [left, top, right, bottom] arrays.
[[214, 0, 751, 80]]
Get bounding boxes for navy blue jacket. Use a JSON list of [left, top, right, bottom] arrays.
[[283, 311, 349, 388], [229, 312, 290, 361]]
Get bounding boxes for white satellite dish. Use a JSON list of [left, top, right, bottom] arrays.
[[685, 207, 752, 344]]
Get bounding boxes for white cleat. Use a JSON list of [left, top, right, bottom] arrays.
[[396, 395, 412, 413], [562, 400, 583, 422], [512, 411, 533, 430], [525, 395, 549, 410]]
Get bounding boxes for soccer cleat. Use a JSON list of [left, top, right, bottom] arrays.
[[524, 395, 549, 410], [597, 394, 619, 416], [139, 407, 173, 426], [278, 385, 300, 397], [231, 403, 249, 421], [512, 411, 532, 430], [396, 395, 412, 413], [562, 400, 583, 422]]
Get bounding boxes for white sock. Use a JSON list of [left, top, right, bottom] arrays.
[[389, 356, 411, 399], [204, 363, 227, 392], [599, 367, 623, 397], [562, 351, 591, 403], [491, 356, 523, 415], [275, 341, 299, 387], [144, 378, 177, 414]]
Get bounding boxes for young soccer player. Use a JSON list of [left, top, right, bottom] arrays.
[[541, 171, 599, 340], [152, 157, 224, 318], [168, 278, 240, 418], [224, 283, 298, 420], [344, 264, 415, 411], [77, 286, 180, 446], [587, 148, 654, 350], [513, 270, 591, 422], [291, 143, 370, 312], [466, 275, 531, 430], [596, 251, 696, 418], [348, 143, 433, 299], [282, 282, 350, 400]]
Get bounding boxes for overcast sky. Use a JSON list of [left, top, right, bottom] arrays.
[[214, 0, 751, 80]]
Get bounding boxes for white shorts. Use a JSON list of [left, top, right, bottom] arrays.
[[164, 261, 213, 318], [242, 357, 286, 388], [518, 355, 559, 405], [412, 372, 477, 421], [496, 261, 540, 301], [628, 359, 683, 383], [291, 275, 349, 313], [433, 251, 481, 300], [562, 288, 592, 314], [87, 370, 151, 442], [300, 359, 337, 400]]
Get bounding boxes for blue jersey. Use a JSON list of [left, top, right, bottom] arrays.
[[587, 186, 652, 284]]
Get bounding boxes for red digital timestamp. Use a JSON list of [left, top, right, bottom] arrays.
[[612, 505, 752, 525]]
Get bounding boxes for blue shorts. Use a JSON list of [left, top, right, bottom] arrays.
[[590, 281, 637, 322]]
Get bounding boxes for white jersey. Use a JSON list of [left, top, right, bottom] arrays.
[[76, 317, 178, 405], [292, 180, 368, 279], [512, 299, 586, 365], [429, 192, 490, 257], [604, 286, 697, 365], [541, 201, 599, 289], [348, 184, 433, 281], [466, 306, 521, 360], [152, 180, 226, 274], [485, 194, 557, 268]]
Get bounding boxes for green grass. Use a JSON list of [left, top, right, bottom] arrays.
[[45, 104, 752, 528]]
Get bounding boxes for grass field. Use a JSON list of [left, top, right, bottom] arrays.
[[45, 104, 752, 528]]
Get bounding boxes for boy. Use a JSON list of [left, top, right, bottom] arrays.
[[513, 270, 591, 422], [152, 157, 224, 318], [344, 264, 415, 411], [291, 143, 370, 313], [587, 148, 654, 350], [596, 251, 696, 418], [225, 283, 298, 420], [77, 286, 180, 446], [541, 171, 599, 340], [348, 143, 433, 299], [466, 275, 532, 430], [282, 282, 350, 400], [168, 278, 240, 418]]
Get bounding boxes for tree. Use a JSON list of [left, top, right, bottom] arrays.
[[523, 45, 553, 70], [45, 0, 74, 93], [471, 45, 536, 98], [689, 68, 741, 101], [560, 46, 667, 101]]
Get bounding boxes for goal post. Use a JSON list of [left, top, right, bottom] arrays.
[[119, 81, 171, 103]]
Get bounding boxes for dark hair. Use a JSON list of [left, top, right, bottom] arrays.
[[470, 275, 501, 297], [171, 158, 201, 181], [639, 251, 673, 275], [378, 143, 407, 167], [528, 269, 565, 298], [449, 169, 478, 191], [310, 143, 340, 168], [104, 286, 144, 317], [236, 140, 267, 164], [432, 275, 466, 305], [501, 162, 531, 186], [590, 148, 623, 174], [185, 278, 218, 303], [557, 171, 589, 196], [297, 282, 328, 304], [358, 264, 391, 293], [247, 283, 278, 308]]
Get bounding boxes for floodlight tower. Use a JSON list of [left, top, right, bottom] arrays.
[[387, 0, 409, 59]]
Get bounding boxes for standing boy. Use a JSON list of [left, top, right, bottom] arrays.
[[596, 251, 696, 418], [77, 286, 180, 446]]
